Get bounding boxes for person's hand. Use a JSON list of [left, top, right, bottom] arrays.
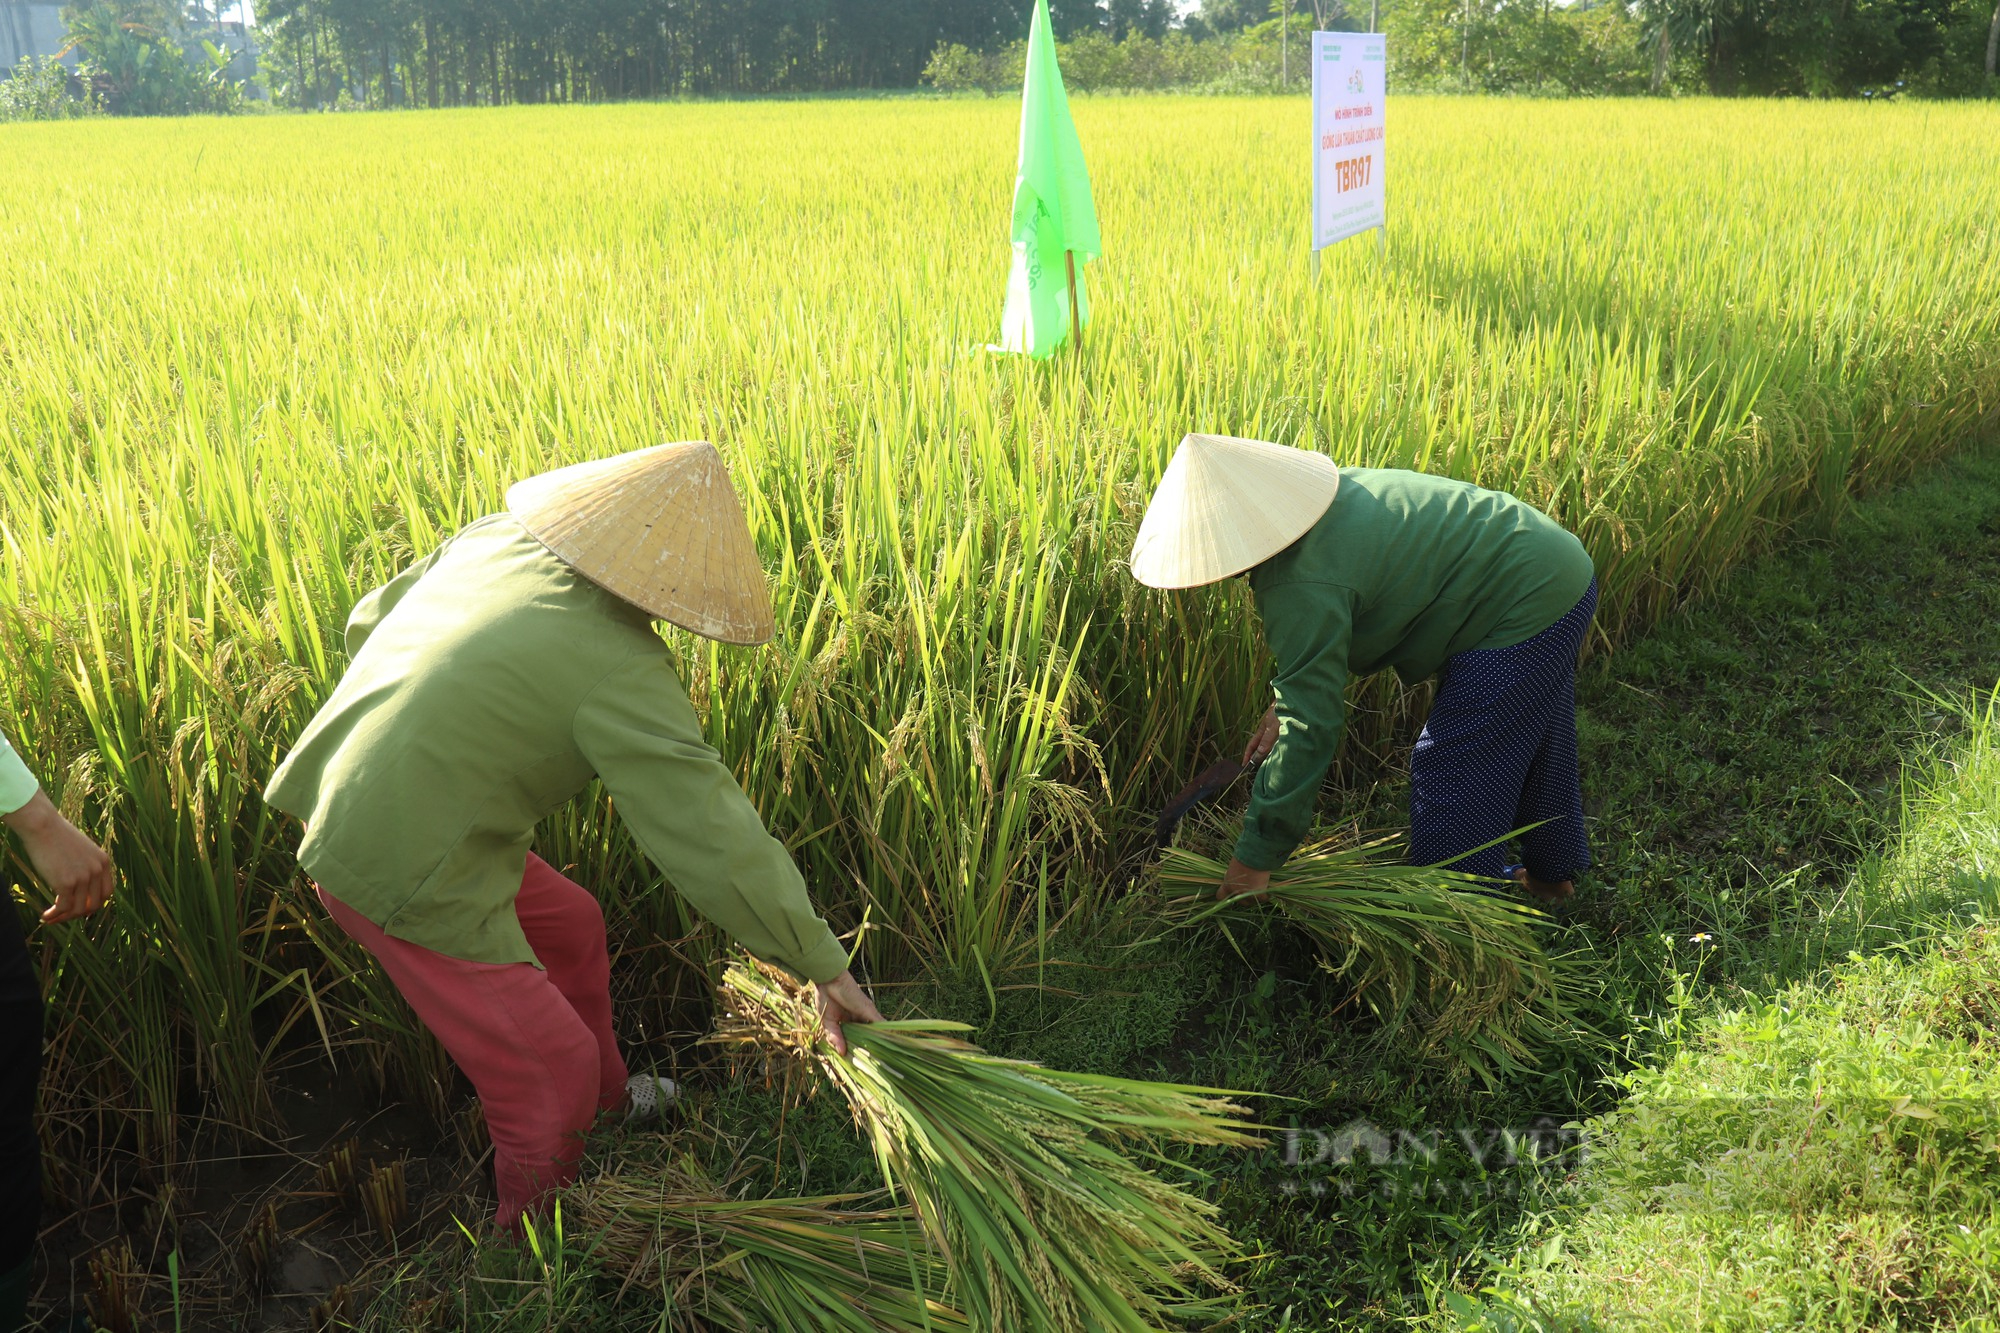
[[3, 791, 115, 923], [813, 969, 884, 1058], [1218, 858, 1271, 902], [1243, 705, 1279, 766]]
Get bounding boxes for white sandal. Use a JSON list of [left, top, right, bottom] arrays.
[[624, 1073, 681, 1123]]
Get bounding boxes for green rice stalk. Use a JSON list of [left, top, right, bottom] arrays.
[[1158, 836, 1591, 1083], [711, 957, 1262, 1332]]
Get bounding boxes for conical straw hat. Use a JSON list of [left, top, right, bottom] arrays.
[[1128, 435, 1343, 589], [507, 442, 777, 645]]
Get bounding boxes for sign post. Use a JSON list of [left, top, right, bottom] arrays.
[[1310, 32, 1386, 256]]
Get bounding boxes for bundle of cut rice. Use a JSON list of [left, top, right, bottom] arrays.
[[1159, 836, 1593, 1083], [570, 1157, 965, 1332], [710, 957, 1262, 1332]]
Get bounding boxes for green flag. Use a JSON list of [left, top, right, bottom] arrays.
[[997, 0, 1101, 358]]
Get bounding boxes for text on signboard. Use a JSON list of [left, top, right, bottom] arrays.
[[1320, 125, 1385, 150], [1331, 154, 1374, 193]]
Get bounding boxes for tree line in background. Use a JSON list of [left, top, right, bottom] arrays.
[[241, 0, 2000, 101], [947, 0, 1996, 97], [2, 0, 1996, 120]]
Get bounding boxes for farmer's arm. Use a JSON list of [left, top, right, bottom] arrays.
[[0, 731, 113, 924], [0, 732, 35, 822], [1231, 583, 1358, 878], [574, 656, 853, 987]]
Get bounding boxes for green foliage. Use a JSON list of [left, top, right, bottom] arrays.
[[1576, 443, 2000, 991], [1446, 698, 2000, 1328], [1630, 0, 2000, 97], [254, 0, 1042, 107], [1386, 0, 1657, 93], [55, 0, 252, 115], [87, 0, 1987, 105], [922, 42, 1021, 95], [0, 55, 99, 121], [922, 29, 1290, 95], [1380, 0, 1999, 96]]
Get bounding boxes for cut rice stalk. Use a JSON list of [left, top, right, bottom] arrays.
[[1158, 836, 1591, 1081], [569, 1157, 967, 1332], [711, 957, 1263, 1332]]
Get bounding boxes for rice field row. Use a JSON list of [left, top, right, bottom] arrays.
[[0, 96, 1996, 1161]]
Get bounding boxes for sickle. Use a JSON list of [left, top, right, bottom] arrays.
[[1153, 758, 1257, 848]]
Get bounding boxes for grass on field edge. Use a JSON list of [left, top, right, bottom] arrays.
[[1447, 689, 2000, 1331]]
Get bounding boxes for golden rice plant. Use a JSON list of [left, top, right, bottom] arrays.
[[709, 957, 1262, 1331], [1158, 836, 1593, 1082]]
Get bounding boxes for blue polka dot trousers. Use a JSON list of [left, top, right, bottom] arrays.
[[1406, 579, 1597, 884]]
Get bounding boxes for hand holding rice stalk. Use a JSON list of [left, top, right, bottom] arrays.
[[711, 956, 1264, 1332], [1160, 835, 1595, 1082]]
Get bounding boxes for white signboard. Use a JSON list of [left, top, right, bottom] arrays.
[[1311, 32, 1386, 251]]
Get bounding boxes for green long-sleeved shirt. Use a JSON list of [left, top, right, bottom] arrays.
[[1234, 468, 1595, 871], [264, 514, 850, 983]]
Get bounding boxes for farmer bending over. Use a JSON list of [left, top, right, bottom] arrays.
[[267, 443, 881, 1236], [1129, 435, 1597, 903]]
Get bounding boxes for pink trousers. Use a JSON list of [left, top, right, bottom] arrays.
[[316, 853, 629, 1233]]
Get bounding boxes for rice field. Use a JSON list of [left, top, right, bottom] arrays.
[[0, 94, 1997, 1270]]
